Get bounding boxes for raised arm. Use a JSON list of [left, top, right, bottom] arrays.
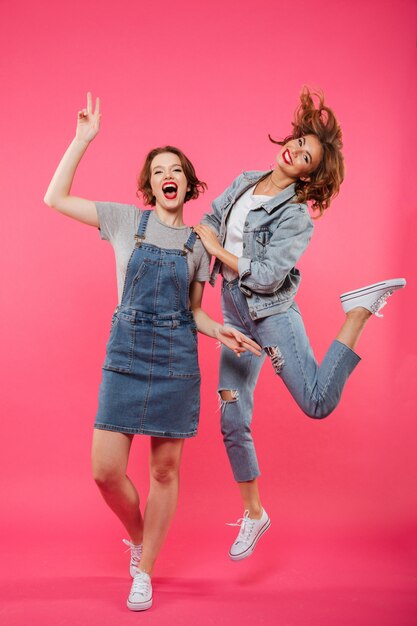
[[189, 282, 262, 357], [44, 92, 101, 226]]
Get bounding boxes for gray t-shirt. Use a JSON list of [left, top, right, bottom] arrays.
[[96, 202, 211, 304]]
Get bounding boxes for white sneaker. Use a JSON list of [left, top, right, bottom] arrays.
[[127, 570, 153, 611], [122, 539, 143, 578], [340, 278, 406, 318], [227, 509, 271, 561]]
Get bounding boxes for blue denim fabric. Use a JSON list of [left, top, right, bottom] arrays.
[[202, 171, 314, 320], [95, 211, 200, 438], [219, 279, 361, 482]]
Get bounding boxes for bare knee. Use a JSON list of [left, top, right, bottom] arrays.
[[219, 389, 239, 403], [91, 430, 131, 490], [92, 462, 123, 490], [150, 458, 180, 485]]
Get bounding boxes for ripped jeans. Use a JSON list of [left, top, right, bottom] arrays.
[[219, 279, 361, 482]]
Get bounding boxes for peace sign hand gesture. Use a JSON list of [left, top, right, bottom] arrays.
[[76, 92, 101, 144]]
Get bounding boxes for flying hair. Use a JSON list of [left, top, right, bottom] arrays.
[[269, 87, 344, 216]]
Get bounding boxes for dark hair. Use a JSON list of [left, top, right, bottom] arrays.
[[137, 146, 207, 206], [269, 87, 344, 216]]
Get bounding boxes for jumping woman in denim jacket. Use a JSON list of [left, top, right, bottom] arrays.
[[194, 88, 406, 561], [44, 93, 261, 611]]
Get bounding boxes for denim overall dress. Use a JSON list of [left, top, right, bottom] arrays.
[[95, 210, 200, 438]]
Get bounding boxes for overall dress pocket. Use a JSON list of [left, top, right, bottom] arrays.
[[169, 323, 200, 378], [103, 311, 135, 374]]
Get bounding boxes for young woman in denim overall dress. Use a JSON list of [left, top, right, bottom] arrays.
[[44, 93, 261, 611], [194, 88, 406, 561], [95, 208, 203, 438]]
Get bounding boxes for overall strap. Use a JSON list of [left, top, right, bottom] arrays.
[[183, 228, 197, 253], [134, 210, 152, 247]]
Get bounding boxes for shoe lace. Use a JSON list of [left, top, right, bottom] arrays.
[[131, 571, 150, 597], [370, 290, 393, 318], [226, 510, 255, 544], [123, 538, 143, 565]]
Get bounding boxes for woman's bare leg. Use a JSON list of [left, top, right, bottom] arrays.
[[335, 308, 372, 351], [237, 479, 263, 519], [139, 437, 184, 575], [92, 429, 143, 544]]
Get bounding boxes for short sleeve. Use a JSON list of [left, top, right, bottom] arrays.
[[95, 202, 139, 242], [193, 241, 211, 282]]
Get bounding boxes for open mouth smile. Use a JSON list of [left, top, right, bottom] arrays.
[[162, 181, 178, 200], [283, 149, 293, 165]]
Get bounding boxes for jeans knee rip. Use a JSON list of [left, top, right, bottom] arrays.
[[218, 389, 239, 410], [265, 345, 285, 374]]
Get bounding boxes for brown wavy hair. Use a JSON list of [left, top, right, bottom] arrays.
[[269, 87, 344, 216], [137, 146, 207, 206]]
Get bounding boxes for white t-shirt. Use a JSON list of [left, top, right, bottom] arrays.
[[223, 185, 271, 281]]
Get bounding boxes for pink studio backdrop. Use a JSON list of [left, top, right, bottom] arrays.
[[1, 0, 416, 624]]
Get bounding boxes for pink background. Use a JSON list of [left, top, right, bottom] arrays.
[[1, 0, 416, 624]]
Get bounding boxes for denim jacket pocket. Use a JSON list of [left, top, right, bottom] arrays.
[[253, 228, 272, 259]]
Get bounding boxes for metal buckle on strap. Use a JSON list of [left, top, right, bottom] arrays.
[[134, 234, 145, 247], [183, 229, 195, 254]]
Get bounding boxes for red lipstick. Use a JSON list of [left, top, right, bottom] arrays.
[[162, 181, 178, 200], [283, 149, 293, 165]]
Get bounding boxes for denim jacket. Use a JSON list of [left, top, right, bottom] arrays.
[[202, 170, 314, 320]]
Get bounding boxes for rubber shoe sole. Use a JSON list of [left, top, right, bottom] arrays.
[[229, 517, 271, 561], [127, 596, 153, 611], [340, 278, 406, 314]]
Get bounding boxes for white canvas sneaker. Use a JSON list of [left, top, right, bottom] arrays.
[[227, 509, 271, 561], [122, 539, 143, 578], [340, 278, 406, 317], [127, 570, 153, 611]]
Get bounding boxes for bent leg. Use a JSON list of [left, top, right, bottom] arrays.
[[140, 437, 184, 575], [257, 304, 361, 419], [92, 428, 144, 544]]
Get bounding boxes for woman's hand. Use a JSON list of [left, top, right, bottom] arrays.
[[76, 92, 101, 144], [215, 326, 263, 357], [43, 91, 100, 226], [194, 223, 239, 273], [193, 224, 223, 256], [189, 283, 261, 356]]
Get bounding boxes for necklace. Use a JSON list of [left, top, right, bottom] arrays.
[[268, 172, 286, 191]]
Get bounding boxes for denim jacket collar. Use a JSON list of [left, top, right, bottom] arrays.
[[241, 171, 297, 214]]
